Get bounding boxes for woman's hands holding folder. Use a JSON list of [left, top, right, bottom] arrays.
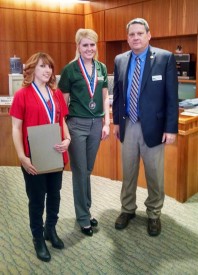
[[20, 156, 37, 175], [54, 138, 71, 153]]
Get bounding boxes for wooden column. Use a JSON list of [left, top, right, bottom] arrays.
[[0, 105, 20, 166], [177, 115, 198, 202]]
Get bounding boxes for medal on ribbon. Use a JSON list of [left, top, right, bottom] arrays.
[[32, 82, 56, 124], [89, 99, 96, 110], [78, 56, 98, 110]]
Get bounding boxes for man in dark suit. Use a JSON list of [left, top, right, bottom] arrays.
[[112, 18, 178, 236]]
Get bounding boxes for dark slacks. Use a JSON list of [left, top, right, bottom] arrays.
[[22, 167, 63, 238]]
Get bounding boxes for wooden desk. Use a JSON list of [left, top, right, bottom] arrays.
[[136, 114, 198, 202], [0, 105, 20, 166], [92, 113, 198, 203], [1, 105, 198, 202], [176, 115, 198, 201]]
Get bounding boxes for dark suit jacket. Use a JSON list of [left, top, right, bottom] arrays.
[[112, 45, 178, 147]]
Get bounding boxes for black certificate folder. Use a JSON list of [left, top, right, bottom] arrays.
[[27, 123, 64, 174]]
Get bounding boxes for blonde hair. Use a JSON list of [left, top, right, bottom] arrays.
[[22, 52, 56, 90], [73, 28, 99, 61]]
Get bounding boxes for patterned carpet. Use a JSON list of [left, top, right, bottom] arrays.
[[0, 166, 198, 275]]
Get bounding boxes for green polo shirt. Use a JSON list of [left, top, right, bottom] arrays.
[[58, 60, 108, 118]]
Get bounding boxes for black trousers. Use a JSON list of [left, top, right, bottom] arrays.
[[22, 167, 63, 238]]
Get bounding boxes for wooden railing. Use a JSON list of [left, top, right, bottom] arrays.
[[1, 105, 198, 202]]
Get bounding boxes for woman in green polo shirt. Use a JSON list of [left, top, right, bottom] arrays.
[[59, 28, 110, 237]]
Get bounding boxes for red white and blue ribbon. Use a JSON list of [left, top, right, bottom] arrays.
[[32, 82, 56, 124], [78, 56, 98, 98]]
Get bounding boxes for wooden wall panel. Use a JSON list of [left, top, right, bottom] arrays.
[[104, 0, 130, 9], [97, 42, 106, 64], [0, 113, 20, 166], [93, 122, 117, 179], [177, 0, 198, 35], [150, 36, 197, 56], [0, 9, 27, 41], [104, 9, 117, 41], [85, 11, 105, 41], [0, 0, 26, 9], [94, 0, 143, 10], [26, 11, 49, 42], [106, 42, 122, 73], [0, 4, 84, 96], [187, 133, 198, 198], [128, 0, 147, 3], [60, 2, 84, 14], [27, 42, 61, 75], [0, 0, 197, 97], [197, 35, 198, 97], [26, 0, 60, 12], [105, 41, 130, 74], [25, 0, 84, 13], [0, 9, 15, 41], [105, 3, 142, 41], [121, 41, 130, 52], [26, 11, 60, 42], [60, 14, 84, 43], [45, 12, 60, 43], [85, 0, 147, 13], [84, 1, 105, 14], [142, 0, 177, 37], [164, 142, 178, 198], [59, 43, 76, 71]]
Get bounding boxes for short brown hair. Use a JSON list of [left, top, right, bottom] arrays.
[[126, 18, 150, 33]]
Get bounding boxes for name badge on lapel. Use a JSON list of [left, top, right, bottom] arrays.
[[152, 75, 162, 81], [98, 76, 104, 81]]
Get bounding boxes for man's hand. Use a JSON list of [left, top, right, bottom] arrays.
[[162, 133, 176, 144]]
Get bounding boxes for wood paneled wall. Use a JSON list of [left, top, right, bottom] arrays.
[[85, 0, 198, 95], [0, 0, 198, 95], [85, 0, 198, 38], [0, 0, 86, 95]]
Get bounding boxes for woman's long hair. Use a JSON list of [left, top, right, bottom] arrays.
[[22, 52, 56, 90]]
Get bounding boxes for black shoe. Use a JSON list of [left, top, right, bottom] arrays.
[[44, 227, 64, 249], [90, 218, 98, 227], [147, 218, 161, 237], [81, 226, 93, 236], [33, 237, 51, 262], [115, 212, 136, 230]]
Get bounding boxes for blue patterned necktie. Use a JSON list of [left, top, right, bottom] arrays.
[[129, 57, 141, 124]]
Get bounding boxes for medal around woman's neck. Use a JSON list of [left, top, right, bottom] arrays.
[[78, 56, 98, 110], [32, 82, 56, 123]]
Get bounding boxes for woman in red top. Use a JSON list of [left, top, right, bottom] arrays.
[[10, 52, 71, 262]]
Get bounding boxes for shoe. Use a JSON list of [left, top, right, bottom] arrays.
[[81, 226, 93, 236], [33, 237, 51, 262], [90, 218, 98, 227], [147, 218, 161, 236], [115, 212, 136, 230], [44, 227, 64, 249]]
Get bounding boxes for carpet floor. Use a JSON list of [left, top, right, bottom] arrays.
[[0, 166, 198, 275]]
